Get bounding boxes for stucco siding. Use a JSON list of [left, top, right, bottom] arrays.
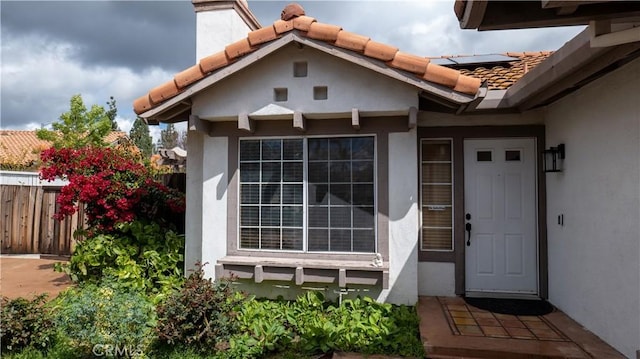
[[545, 57, 640, 358], [382, 130, 419, 305], [418, 262, 456, 296], [196, 9, 253, 61]]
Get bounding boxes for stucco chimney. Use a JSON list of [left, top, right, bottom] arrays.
[[192, 0, 261, 61]]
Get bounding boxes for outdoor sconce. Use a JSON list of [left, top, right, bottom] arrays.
[[543, 144, 565, 173]]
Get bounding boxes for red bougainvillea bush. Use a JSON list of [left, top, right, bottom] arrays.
[[40, 146, 185, 231]]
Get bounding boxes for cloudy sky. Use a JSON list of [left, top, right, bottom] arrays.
[[1, 0, 584, 142]]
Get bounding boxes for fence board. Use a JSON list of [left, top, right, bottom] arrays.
[[2, 186, 14, 252], [32, 187, 44, 252], [11, 187, 22, 252], [1, 185, 82, 256]]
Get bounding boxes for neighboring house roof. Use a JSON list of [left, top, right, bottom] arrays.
[[0, 130, 126, 168], [454, 51, 553, 90], [133, 4, 483, 118]]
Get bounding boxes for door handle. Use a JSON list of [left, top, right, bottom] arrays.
[[465, 212, 472, 246]]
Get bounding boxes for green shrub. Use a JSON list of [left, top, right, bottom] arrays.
[[0, 294, 55, 352], [155, 264, 246, 353], [234, 298, 294, 358], [52, 283, 156, 357], [235, 291, 424, 357], [56, 220, 184, 302]]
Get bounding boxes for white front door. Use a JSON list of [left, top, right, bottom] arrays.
[[464, 138, 538, 295]]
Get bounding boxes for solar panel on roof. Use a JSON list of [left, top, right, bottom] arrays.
[[449, 54, 519, 66], [429, 58, 457, 65]]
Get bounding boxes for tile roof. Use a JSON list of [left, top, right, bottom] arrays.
[[0, 130, 125, 168], [133, 4, 483, 116], [450, 51, 553, 90]]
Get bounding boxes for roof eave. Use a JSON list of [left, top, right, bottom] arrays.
[[458, 0, 640, 30], [140, 32, 481, 124]]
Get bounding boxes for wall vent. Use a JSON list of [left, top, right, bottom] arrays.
[[313, 86, 328, 100], [274, 88, 288, 102]]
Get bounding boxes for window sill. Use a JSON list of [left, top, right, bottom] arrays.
[[216, 256, 389, 289]]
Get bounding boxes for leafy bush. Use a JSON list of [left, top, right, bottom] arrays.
[[235, 292, 425, 357], [234, 298, 294, 358], [0, 294, 55, 352], [155, 264, 246, 353], [52, 283, 156, 357], [40, 146, 184, 231], [55, 220, 184, 301]]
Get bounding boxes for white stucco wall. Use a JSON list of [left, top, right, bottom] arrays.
[[184, 133, 229, 279], [200, 136, 229, 279], [193, 44, 419, 120], [418, 262, 456, 296], [379, 130, 419, 305], [196, 9, 253, 61], [545, 57, 640, 358]]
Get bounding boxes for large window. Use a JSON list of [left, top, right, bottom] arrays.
[[239, 136, 376, 253], [420, 139, 453, 251]]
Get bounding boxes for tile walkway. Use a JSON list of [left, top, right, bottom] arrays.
[[418, 296, 626, 358]]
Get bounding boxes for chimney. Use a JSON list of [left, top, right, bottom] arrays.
[[192, 0, 261, 61]]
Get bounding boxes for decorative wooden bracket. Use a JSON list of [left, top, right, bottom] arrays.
[[293, 111, 305, 132], [408, 106, 418, 129], [238, 112, 254, 133], [351, 108, 360, 130]]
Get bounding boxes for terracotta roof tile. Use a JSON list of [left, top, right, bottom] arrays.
[[423, 63, 460, 88], [149, 80, 180, 104], [200, 51, 233, 73], [292, 15, 316, 32], [274, 19, 294, 34], [335, 31, 370, 52], [133, 3, 484, 116], [363, 40, 399, 62], [0, 130, 125, 167], [306, 22, 342, 42], [454, 51, 553, 90], [175, 64, 205, 88], [224, 38, 256, 59], [388, 52, 429, 75], [248, 25, 278, 46]]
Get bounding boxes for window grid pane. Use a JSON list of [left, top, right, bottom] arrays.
[[240, 137, 375, 253], [240, 139, 304, 251], [308, 137, 375, 253], [421, 139, 453, 251]]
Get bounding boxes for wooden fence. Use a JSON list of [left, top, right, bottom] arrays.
[[1, 173, 185, 256], [1, 185, 85, 256]]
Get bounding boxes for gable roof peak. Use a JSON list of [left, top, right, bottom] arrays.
[[133, 6, 484, 118]]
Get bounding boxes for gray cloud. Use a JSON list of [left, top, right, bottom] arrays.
[[1, 1, 195, 72]]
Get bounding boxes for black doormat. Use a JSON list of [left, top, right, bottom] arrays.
[[463, 297, 554, 316]]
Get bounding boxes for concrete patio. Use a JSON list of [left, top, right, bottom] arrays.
[[0, 255, 72, 299]]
